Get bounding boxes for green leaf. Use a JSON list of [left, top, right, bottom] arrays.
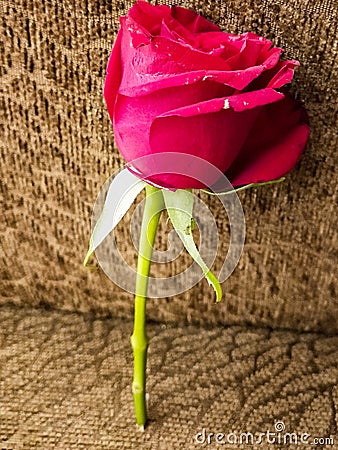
[[163, 189, 222, 302], [84, 169, 146, 266]]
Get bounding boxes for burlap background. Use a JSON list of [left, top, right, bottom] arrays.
[[1, 305, 337, 449], [1, 0, 337, 333]]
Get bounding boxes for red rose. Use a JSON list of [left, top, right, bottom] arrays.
[[104, 1, 309, 189]]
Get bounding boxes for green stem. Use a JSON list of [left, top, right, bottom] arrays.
[[131, 184, 164, 428]]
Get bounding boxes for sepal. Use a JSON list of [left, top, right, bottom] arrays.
[[84, 168, 146, 266], [163, 189, 222, 302]]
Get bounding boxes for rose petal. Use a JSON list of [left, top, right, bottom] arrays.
[[144, 88, 284, 188], [243, 31, 272, 43], [113, 80, 232, 163], [147, 89, 283, 188], [123, 15, 152, 48], [225, 34, 274, 69], [157, 88, 283, 116], [267, 60, 300, 88], [160, 19, 196, 47], [226, 88, 284, 112], [125, 32, 230, 72], [148, 107, 258, 188], [171, 5, 220, 33], [103, 27, 123, 118], [248, 59, 299, 91], [118, 64, 276, 97], [226, 94, 310, 186], [128, 1, 171, 35]]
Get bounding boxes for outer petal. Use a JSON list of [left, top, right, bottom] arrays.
[[157, 88, 283, 116], [147, 108, 258, 189], [142, 88, 283, 188], [128, 1, 171, 35], [160, 18, 196, 46], [249, 59, 299, 91], [119, 62, 286, 97], [171, 5, 220, 33], [194, 31, 243, 55], [226, 94, 310, 186], [225, 34, 275, 69], [113, 80, 232, 163], [103, 28, 123, 119], [267, 60, 300, 88]]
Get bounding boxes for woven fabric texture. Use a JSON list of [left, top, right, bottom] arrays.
[[1, 305, 337, 449], [0, 0, 337, 332]]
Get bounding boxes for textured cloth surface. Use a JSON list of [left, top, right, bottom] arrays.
[[1, 305, 337, 449], [0, 0, 337, 332]]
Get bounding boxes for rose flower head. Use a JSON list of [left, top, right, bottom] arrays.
[[104, 1, 310, 189]]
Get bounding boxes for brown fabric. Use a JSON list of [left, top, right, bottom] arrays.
[[0, 0, 337, 333], [1, 304, 337, 449]]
